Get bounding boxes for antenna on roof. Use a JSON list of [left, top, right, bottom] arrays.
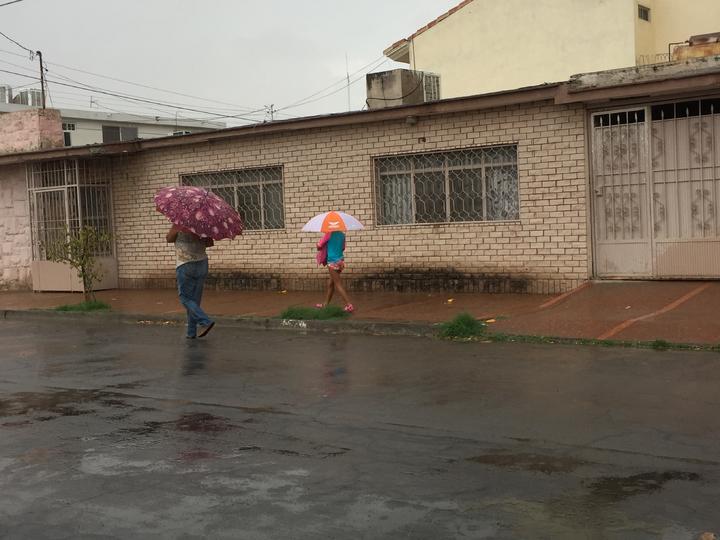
[[345, 53, 351, 112]]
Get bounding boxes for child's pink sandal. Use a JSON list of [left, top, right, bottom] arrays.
[[343, 304, 354, 313]]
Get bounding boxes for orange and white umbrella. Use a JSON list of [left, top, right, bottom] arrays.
[[301, 211, 364, 233]]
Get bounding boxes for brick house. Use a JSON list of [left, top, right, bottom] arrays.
[[1, 59, 720, 294]]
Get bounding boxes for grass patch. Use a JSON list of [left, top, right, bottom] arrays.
[[481, 332, 720, 352], [54, 300, 111, 312], [438, 313, 487, 339], [281, 305, 349, 320]]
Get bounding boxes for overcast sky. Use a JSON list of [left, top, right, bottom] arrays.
[[0, 0, 459, 126]]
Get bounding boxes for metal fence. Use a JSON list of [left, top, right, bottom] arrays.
[[181, 166, 285, 230], [27, 159, 113, 260], [374, 145, 519, 225]]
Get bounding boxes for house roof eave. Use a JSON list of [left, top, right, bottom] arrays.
[[0, 82, 562, 166]]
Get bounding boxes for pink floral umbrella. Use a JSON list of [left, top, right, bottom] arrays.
[[154, 186, 243, 240]]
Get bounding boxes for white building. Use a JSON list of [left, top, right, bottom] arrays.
[[0, 101, 225, 147]]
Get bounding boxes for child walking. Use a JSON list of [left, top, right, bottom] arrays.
[[316, 231, 354, 313]]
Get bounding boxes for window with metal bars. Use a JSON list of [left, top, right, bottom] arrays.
[[181, 166, 285, 230], [27, 159, 114, 260], [375, 145, 519, 225]]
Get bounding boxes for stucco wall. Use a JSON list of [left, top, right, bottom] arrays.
[[0, 165, 31, 290], [634, 0, 656, 62], [111, 100, 589, 294], [65, 118, 214, 147], [650, 0, 720, 57], [410, 0, 637, 98], [0, 109, 63, 155], [634, 0, 720, 63]]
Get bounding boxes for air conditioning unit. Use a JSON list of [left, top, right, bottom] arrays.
[[423, 73, 440, 102], [366, 69, 441, 110], [0, 85, 12, 104], [12, 89, 43, 106]]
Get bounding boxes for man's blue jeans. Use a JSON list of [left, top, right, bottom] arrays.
[[176, 259, 213, 338]]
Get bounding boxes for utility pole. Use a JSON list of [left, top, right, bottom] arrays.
[[36, 50, 46, 109]]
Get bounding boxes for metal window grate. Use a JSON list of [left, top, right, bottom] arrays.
[[375, 145, 519, 225], [181, 166, 285, 230], [638, 4, 650, 21], [27, 159, 114, 260]]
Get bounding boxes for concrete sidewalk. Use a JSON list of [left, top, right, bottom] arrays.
[[1, 281, 719, 344]]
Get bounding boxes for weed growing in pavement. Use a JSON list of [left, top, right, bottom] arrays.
[[438, 313, 487, 339], [651, 339, 671, 351], [55, 300, 111, 312]]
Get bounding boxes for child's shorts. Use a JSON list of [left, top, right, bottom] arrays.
[[328, 260, 345, 273]]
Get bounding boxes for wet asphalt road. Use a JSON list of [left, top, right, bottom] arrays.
[[0, 318, 719, 539]]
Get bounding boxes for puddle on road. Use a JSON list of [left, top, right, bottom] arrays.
[[177, 449, 219, 462], [0, 389, 111, 419], [118, 413, 235, 438], [176, 412, 232, 433], [0, 388, 157, 426], [467, 452, 591, 474], [586, 471, 701, 502]]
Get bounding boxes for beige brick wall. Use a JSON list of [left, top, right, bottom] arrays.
[[0, 165, 32, 289], [112, 100, 589, 294]]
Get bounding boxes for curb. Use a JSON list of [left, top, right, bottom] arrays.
[[0, 309, 439, 338]]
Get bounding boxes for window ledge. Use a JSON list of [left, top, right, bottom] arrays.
[[376, 220, 522, 229]]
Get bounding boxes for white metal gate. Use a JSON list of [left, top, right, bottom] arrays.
[[591, 97, 720, 278], [26, 159, 117, 291]]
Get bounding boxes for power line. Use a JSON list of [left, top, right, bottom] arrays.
[[279, 57, 389, 112], [0, 65, 264, 123], [0, 0, 25, 7], [0, 29, 33, 57], [278, 55, 386, 111], [0, 68, 266, 123], [0, 47, 263, 113], [45, 67, 267, 120], [0, 45, 390, 121]]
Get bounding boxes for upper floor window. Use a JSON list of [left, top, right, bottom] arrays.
[[638, 4, 650, 21], [102, 125, 138, 143], [375, 145, 519, 226]]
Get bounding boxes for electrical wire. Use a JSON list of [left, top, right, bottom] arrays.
[[277, 55, 387, 111], [46, 67, 267, 119], [0, 0, 25, 7], [0, 68, 267, 123], [278, 57, 389, 112], [0, 29, 34, 57], [1, 65, 264, 124], [0, 47, 263, 113], [0, 45, 393, 121]]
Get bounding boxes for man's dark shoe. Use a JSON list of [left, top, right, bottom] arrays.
[[198, 322, 215, 338]]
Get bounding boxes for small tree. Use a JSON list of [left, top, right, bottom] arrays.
[[45, 226, 112, 302]]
